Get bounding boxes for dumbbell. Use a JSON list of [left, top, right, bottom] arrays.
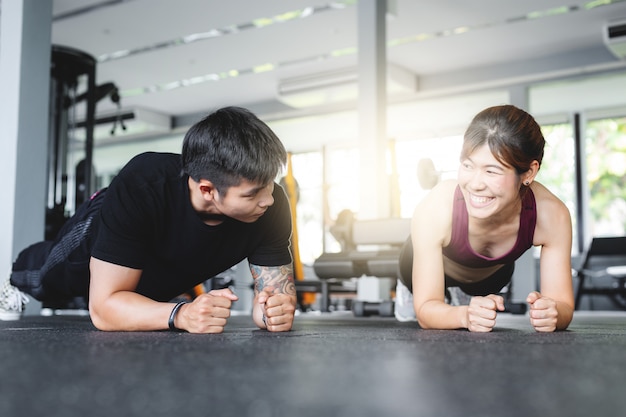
[[353, 300, 395, 317]]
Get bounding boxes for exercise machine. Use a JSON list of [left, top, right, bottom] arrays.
[[312, 216, 410, 316]]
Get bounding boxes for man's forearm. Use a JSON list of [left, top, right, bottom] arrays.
[[250, 264, 296, 297], [249, 263, 297, 330], [89, 291, 174, 331]]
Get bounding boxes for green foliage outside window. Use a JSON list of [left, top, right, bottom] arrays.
[[585, 117, 626, 236], [537, 124, 577, 249]]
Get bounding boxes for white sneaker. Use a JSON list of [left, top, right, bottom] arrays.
[[0, 279, 29, 321], [394, 279, 417, 322]]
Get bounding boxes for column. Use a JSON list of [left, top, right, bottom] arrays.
[[0, 0, 52, 311], [357, 0, 389, 219]]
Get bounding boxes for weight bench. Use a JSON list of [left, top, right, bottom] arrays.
[[309, 217, 411, 314], [574, 236, 626, 310]]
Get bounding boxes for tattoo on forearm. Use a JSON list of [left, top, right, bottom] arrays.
[[250, 264, 296, 296]]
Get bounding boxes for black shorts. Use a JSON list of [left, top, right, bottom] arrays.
[[398, 237, 514, 296]]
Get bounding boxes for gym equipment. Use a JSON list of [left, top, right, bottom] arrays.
[[47, 46, 96, 238], [504, 301, 527, 315], [46, 45, 120, 239], [574, 236, 626, 310], [352, 275, 395, 317], [416, 157, 460, 190], [416, 157, 440, 189], [312, 217, 410, 315], [282, 153, 316, 308], [352, 300, 394, 317]]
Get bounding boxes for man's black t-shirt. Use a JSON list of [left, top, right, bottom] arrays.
[[91, 152, 293, 301]]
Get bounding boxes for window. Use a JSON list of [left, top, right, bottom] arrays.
[[585, 116, 626, 237], [321, 148, 360, 253], [289, 152, 324, 264], [535, 123, 577, 252], [537, 114, 626, 250]]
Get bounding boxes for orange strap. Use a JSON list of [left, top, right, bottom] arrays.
[[284, 153, 315, 304]]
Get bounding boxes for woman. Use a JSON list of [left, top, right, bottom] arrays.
[[396, 105, 574, 332]]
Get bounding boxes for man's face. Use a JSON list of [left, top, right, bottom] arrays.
[[212, 179, 275, 223]]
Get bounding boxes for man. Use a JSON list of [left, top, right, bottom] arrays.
[[6, 106, 297, 333]]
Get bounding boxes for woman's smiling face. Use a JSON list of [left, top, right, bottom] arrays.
[[457, 143, 522, 220]]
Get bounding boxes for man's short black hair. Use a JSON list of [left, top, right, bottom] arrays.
[[181, 106, 287, 193]]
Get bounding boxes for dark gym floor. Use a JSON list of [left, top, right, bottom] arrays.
[[1, 311, 625, 417]]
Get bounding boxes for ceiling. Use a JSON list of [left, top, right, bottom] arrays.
[[6, 0, 626, 133]]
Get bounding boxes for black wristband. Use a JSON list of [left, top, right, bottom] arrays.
[[168, 301, 188, 331]]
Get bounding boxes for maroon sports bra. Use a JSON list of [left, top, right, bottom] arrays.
[[442, 186, 536, 268]]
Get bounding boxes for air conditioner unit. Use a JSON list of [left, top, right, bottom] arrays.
[[604, 19, 626, 59], [277, 64, 418, 108]]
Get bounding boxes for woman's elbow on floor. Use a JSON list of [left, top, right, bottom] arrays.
[[89, 303, 113, 331]]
